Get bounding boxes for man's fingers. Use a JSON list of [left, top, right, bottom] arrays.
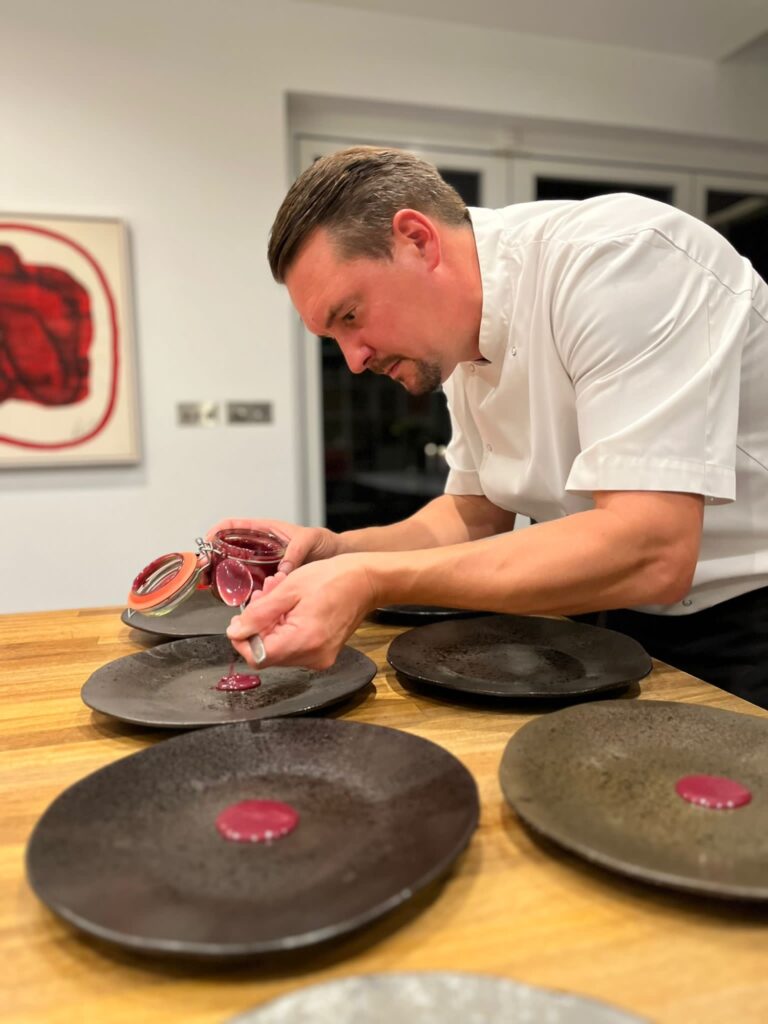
[[227, 585, 295, 641], [280, 526, 338, 572], [261, 571, 286, 596], [253, 629, 338, 671], [230, 636, 257, 666], [230, 634, 280, 669], [229, 623, 310, 669], [279, 533, 316, 573]]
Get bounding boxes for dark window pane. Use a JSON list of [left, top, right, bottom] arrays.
[[706, 189, 768, 282], [536, 176, 673, 204], [319, 162, 475, 530], [438, 168, 481, 206], [322, 331, 452, 530]]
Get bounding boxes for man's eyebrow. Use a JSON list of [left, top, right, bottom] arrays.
[[324, 296, 358, 331], [324, 303, 344, 331]]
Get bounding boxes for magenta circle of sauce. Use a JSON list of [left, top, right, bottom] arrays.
[[215, 799, 299, 843], [675, 774, 752, 810], [216, 672, 261, 691]]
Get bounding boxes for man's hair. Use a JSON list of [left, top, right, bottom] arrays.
[[268, 145, 470, 282]]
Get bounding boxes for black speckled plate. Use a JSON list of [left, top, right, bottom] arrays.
[[387, 615, 651, 699], [500, 700, 768, 900], [121, 588, 234, 638], [26, 718, 479, 958], [227, 972, 647, 1023], [82, 636, 377, 729], [373, 605, 490, 626]]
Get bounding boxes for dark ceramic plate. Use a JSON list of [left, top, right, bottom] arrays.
[[387, 615, 651, 699], [228, 972, 647, 1023], [82, 635, 377, 729], [121, 588, 234, 638], [373, 605, 490, 626], [500, 700, 768, 900], [26, 718, 479, 958]]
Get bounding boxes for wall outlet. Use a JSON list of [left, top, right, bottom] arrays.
[[227, 401, 273, 424]]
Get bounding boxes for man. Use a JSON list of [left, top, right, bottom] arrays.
[[215, 146, 768, 707]]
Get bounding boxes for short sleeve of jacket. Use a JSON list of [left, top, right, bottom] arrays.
[[554, 230, 746, 504], [442, 371, 484, 495]]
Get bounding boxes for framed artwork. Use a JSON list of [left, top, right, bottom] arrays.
[[0, 215, 140, 466]]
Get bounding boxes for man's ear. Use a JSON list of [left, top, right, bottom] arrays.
[[391, 209, 441, 269]]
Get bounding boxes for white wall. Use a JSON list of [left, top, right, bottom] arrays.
[[1, 0, 767, 612]]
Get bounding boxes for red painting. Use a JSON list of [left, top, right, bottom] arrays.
[[0, 217, 138, 466]]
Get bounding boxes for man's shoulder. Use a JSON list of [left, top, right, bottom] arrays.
[[482, 193, 687, 249]]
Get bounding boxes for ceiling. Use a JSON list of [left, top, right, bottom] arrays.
[[300, 0, 768, 62]]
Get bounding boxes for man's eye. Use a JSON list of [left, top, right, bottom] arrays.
[[343, 311, 356, 323]]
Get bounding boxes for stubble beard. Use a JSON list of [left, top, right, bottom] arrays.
[[387, 358, 443, 396]]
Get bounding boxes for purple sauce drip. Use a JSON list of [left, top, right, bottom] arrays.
[[675, 773, 752, 810], [215, 557, 253, 606], [216, 656, 261, 691], [215, 799, 300, 842], [216, 672, 261, 691]]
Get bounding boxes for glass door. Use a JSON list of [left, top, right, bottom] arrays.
[[294, 136, 506, 529]]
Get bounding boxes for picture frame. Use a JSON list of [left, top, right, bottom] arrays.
[[0, 214, 140, 467]]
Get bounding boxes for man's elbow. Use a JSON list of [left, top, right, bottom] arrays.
[[647, 550, 698, 605]]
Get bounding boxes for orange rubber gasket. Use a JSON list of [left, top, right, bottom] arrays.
[[127, 551, 200, 611]]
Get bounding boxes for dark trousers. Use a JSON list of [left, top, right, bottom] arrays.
[[571, 585, 768, 710]]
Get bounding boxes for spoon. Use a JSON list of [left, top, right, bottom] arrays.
[[215, 559, 267, 665], [215, 557, 253, 609]]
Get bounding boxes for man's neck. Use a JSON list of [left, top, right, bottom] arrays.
[[445, 222, 484, 361]]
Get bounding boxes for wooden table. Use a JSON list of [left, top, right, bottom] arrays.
[[2, 607, 767, 1023]]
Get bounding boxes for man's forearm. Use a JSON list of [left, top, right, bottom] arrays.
[[337, 493, 516, 554], [362, 494, 702, 615]]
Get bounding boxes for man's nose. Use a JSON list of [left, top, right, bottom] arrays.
[[338, 337, 375, 374]]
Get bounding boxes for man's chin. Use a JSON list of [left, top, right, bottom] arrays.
[[400, 378, 441, 396], [400, 359, 443, 395]]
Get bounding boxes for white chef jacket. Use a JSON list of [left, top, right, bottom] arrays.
[[443, 194, 768, 615]]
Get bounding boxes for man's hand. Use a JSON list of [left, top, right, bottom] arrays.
[[226, 554, 379, 669], [205, 518, 343, 574]]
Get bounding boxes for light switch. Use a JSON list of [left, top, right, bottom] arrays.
[[177, 401, 220, 427]]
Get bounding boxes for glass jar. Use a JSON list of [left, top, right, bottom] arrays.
[[127, 528, 287, 616], [209, 528, 287, 601]]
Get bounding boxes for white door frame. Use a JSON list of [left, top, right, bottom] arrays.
[[511, 156, 696, 212]]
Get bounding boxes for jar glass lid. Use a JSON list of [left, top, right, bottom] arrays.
[[127, 551, 204, 613]]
